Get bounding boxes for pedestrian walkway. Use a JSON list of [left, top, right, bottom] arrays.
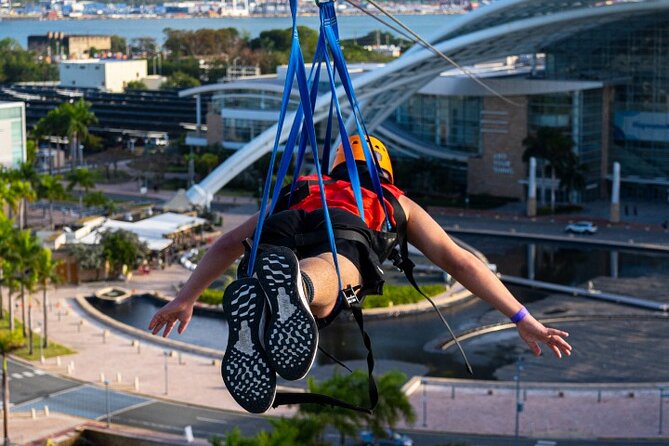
[[9, 200, 669, 444]]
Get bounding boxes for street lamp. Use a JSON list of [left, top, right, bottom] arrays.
[[514, 356, 524, 444], [163, 351, 169, 395]]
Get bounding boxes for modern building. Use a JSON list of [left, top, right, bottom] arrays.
[[59, 59, 148, 93], [181, 0, 669, 207], [0, 101, 27, 168], [28, 33, 112, 61]]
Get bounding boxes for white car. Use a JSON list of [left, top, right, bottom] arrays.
[[565, 221, 598, 234]]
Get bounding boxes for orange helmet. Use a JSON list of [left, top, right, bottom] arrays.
[[331, 134, 394, 184]]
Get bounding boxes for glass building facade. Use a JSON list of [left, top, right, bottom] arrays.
[[545, 16, 669, 201], [0, 102, 26, 168]]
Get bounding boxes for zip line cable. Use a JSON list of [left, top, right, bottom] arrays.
[[344, 0, 522, 106]]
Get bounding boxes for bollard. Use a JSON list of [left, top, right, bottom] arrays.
[[451, 385, 455, 399], [178, 352, 185, 365], [40, 355, 45, 365], [117, 372, 122, 383], [100, 372, 105, 383], [102, 329, 110, 344], [136, 341, 141, 354], [134, 376, 140, 391], [170, 350, 177, 358], [56, 356, 61, 367], [43, 405, 49, 417], [31, 408, 37, 419], [69, 361, 75, 373]]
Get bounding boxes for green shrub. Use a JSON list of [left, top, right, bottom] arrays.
[[198, 288, 224, 305], [362, 284, 445, 309]]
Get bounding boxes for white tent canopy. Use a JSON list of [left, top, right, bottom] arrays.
[[73, 212, 207, 252]]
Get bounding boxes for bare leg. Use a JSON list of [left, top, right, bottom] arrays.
[[300, 253, 362, 319]]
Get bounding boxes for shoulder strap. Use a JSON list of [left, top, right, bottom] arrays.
[[386, 199, 474, 376]]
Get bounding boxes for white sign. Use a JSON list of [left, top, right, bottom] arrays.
[[614, 111, 669, 143], [492, 152, 513, 175]]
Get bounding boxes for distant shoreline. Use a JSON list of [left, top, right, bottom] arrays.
[[0, 10, 464, 22]]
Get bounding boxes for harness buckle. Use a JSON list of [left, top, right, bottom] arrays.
[[341, 285, 360, 307], [389, 249, 404, 272]]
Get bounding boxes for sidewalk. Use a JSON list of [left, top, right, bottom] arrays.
[[11, 198, 669, 444]]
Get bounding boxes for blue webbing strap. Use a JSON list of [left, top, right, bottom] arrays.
[[320, 2, 391, 230], [246, 0, 302, 276]]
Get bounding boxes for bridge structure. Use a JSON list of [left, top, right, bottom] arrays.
[[181, 0, 669, 207]]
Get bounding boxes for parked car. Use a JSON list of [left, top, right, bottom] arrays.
[[564, 221, 598, 234], [358, 428, 413, 446]]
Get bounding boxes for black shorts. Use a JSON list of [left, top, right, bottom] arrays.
[[258, 208, 385, 297]]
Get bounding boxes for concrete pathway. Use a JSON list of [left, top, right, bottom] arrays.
[[8, 199, 669, 444]]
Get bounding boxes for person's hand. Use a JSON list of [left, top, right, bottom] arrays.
[[148, 298, 193, 338], [516, 315, 572, 358]]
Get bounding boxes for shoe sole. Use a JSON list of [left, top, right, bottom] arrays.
[[256, 246, 319, 381], [221, 278, 276, 413]]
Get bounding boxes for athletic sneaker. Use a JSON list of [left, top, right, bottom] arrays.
[[255, 246, 319, 381], [221, 277, 276, 413]]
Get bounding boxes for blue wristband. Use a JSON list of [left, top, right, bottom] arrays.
[[511, 307, 529, 324]]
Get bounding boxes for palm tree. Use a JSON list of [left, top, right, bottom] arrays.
[[34, 106, 68, 174], [363, 371, 415, 440], [34, 99, 97, 169], [0, 215, 14, 320], [0, 170, 34, 230], [34, 248, 60, 350], [0, 327, 25, 446], [66, 168, 96, 215], [62, 99, 98, 168], [13, 230, 40, 338], [38, 175, 68, 229], [522, 127, 574, 211]]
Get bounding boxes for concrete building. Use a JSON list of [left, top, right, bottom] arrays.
[[28, 33, 112, 60], [59, 59, 148, 93], [0, 101, 27, 168]]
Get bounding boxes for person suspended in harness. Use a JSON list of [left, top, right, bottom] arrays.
[[148, 135, 573, 414]]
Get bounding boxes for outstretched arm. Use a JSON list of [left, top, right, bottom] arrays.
[[148, 213, 259, 337], [400, 196, 571, 358]]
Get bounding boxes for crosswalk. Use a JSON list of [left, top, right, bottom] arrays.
[[11, 369, 46, 380]]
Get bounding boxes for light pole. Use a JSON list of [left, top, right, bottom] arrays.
[[514, 356, 524, 443], [163, 351, 169, 395]]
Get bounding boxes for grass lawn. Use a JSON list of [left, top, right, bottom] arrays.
[[0, 315, 76, 360], [362, 284, 446, 309]]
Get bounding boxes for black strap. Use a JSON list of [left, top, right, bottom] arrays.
[[272, 303, 378, 414], [390, 233, 474, 376]]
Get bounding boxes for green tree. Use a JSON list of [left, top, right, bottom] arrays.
[[33, 248, 61, 350], [12, 230, 40, 339], [37, 174, 68, 229], [196, 152, 220, 176], [69, 244, 105, 281], [300, 370, 414, 446], [125, 80, 148, 91], [0, 214, 14, 321], [110, 35, 127, 53], [130, 37, 158, 57], [522, 127, 581, 210], [0, 327, 25, 446], [161, 71, 201, 90], [66, 167, 96, 213], [35, 99, 97, 168], [99, 229, 149, 276], [0, 38, 57, 83], [3, 176, 35, 230]]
